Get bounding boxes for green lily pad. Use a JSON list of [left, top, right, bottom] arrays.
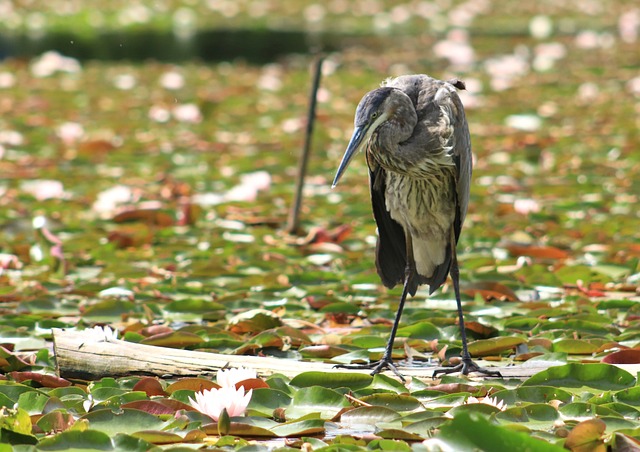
[[286, 386, 351, 420], [491, 386, 572, 405], [614, 386, 640, 406], [270, 418, 326, 437], [140, 331, 204, 348], [82, 300, 138, 321], [290, 371, 373, 390], [339, 406, 399, 426], [247, 388, 292, 417], [435, 412, 565, 451], [299, 345, 350, 359], [559, 402, 620, 419], [522, 363, 635, 391], [404, 416, 451, 435], [495, 403, 560, 430], [552, 339, 599, 354], [396, 321, 440, 340], [467, 336, 525, 356], [80, 408, 166, 436], [36, 429, 114, 451], [359, 393, 422, 412]]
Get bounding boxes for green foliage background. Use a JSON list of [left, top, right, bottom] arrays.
[[0, 0, 639, 450]]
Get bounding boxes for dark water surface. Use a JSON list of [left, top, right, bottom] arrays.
[[0, 28, 351, 63]]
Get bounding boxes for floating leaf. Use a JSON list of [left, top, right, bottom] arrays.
[[80, 408, 167, 436], [131, 377, 166, 397], [207, 420, 278, 438], [552, 339, 599, 354], [165, 378, 219, 395], [564, 418, 606, 452], [340, 406, 399, 426], [602, 349, 640, 364], [35, 429, 112, 450], [614, 387, 640, 407], [467, 336, 525, 356], [366, 439, 412, 451], [247, 388, 292, 417], [270, 418, 325, 437], [397, 321, 440, 340], [359, 394, 422, 412], [319, 302, 360, 314], [290, 372, 373, 390], [299, 345, 350, 359], [462, 282, 519, 301], [559, 402, 619, 420], [448, 402, 505, 418], [522, 363, 635, 391], [377, 429, 424, 441], [495, 404, 560, 430], [227, 309, 282, 334], [81, 300, 137, 321], [140, 331, 204, 348], [113, 208, 174, 227], [435, 412, 564, 451], [610, 432, 640, 451], [506, 244, 569, 260], [36, 411, 76, 434], [132, 429, 184, 445], [491, 386, 572, 405], [121, 399, 189, 415], [286, 387, 351, 420], [403, 416, 451, 435], [0, 406, 32, 436]]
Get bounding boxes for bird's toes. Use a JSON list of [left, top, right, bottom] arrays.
[[432, 358, 502, 378]]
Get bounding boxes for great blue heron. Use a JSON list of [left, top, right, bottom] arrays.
[[332, 74, 501, 379]]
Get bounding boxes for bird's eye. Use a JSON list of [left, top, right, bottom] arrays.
[[371, 112, 378, 119]]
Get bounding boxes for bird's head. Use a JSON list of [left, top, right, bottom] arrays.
[[332, 87, 396, 188]]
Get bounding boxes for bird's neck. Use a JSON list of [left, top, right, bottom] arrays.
[[370, 103, 417, 172]]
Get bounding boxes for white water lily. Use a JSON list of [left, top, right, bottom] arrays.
[[464, 395, 507, 411], [188, 386, 253, 421], [91, 325, 119, 342], [217, 367, 257, 388]]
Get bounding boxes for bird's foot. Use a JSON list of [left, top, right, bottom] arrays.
[[432, 357, 502, 378], [335, 357, 406, 382]]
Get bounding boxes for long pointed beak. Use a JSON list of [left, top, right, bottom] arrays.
[[332, 126, 367, 188]]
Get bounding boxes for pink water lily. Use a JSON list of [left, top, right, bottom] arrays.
[[188, 386, 253, 421], [217, 367, 257, 388]]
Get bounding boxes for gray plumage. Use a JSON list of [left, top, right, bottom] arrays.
[[334, 74, 471, 296], [333, 74, 500, 378]]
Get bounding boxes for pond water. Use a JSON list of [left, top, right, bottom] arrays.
[[0, 28, 348, 63]]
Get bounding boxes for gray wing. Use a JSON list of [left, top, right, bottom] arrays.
[[383, 75, 472, 295], [394, 75, 472, 241], [368, 158, 427, 296], [445, 81, 472, 242]]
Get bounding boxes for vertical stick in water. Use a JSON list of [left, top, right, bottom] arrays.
[[287, 54, 324, 234]]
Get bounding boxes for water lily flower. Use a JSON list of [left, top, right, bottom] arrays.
[[217, 367, 257, 388], [91, 325, 119, 342], [464, 395, 507, 411], [188, 386, 253, 421]]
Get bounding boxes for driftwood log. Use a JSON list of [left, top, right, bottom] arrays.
[[52, 328, 639, 381]]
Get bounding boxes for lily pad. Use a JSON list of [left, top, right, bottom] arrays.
[[290, 371, 373, 390], [522, 363, 635, 391], [435, 412, 564, 451], [467, 336, 526, 356], [286, 386, 351, 420], [80, 408, 167, 436]]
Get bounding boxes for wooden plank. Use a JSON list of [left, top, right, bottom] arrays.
[[52, 328, 640, 382]]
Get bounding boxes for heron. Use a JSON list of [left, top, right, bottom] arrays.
[[332, 74, 501, 379]]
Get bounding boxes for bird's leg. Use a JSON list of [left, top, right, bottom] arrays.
[[333, 273, 410, 381], [335, 236, 415, 382], [432, 241, 502, 378]]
